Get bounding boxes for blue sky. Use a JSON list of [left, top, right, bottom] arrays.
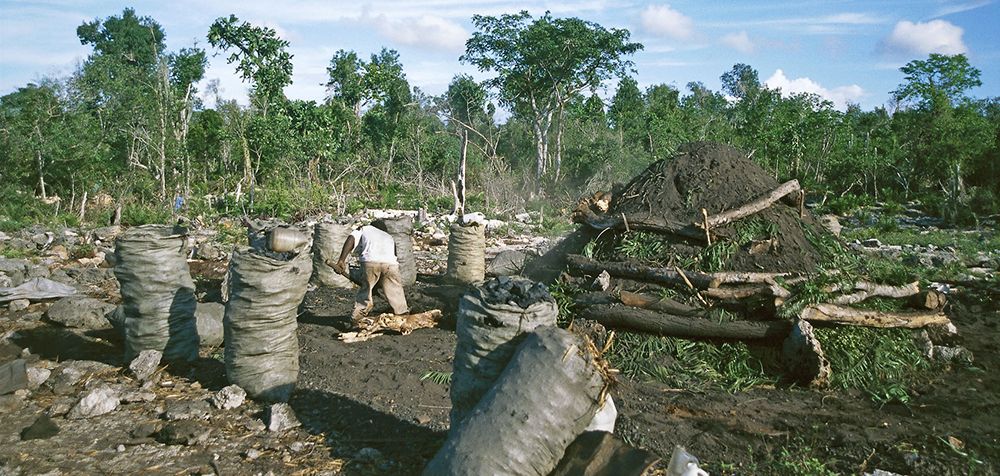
[[1, 0, 998, 111]]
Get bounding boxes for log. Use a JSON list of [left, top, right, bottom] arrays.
[[579, 304, 792, 340], [699, 180, 801, 230], [702, 283, 791, 300], [339, 309, 442, 343], [908, 290, 948, 310], [800, 303, 951, 329], [709, 271, 796, 285], [618, 290, 703, 317], [566, 255, 721, 290], [572, 206, 708, 241]]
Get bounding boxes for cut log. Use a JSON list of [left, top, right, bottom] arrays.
[[579, 304, 791, 340], [702, 283, 791, 300], [908, 290, 948, 310], [826, 281, 921, 305], [618, 291, 703, 317], [800, 303, 951, 329], [782, 319, 830, 388], [709, 271, 796, 285], [572, 206, 708, 241], [699, 180, 801, 230], [566, 255, 721, 290]]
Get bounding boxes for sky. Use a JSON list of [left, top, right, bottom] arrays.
[[1, 0, 998, 112]]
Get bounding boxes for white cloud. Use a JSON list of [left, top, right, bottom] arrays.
[[370, 14, 468, 52], [721, 31, 754, 53], [764, 69, 865, 110], [640, 4, 694, 40], [883, 20, 967, 56]]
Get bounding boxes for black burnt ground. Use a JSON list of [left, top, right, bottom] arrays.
[[609, 141, 827, 272]]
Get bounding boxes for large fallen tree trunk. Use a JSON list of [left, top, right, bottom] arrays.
[[566, 255, 721, 290], [800, 303, 951, 328], [579, 304, 792, 340], [709, 271, 798, 285], [698, 180, 801, 230], [572, 207, 708, 241], [702, 283, 791, 300]]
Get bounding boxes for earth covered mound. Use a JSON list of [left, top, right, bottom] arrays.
[[606, 141, 829, 273]]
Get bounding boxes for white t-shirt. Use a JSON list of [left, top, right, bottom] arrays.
[[349, 225, 398, 265]]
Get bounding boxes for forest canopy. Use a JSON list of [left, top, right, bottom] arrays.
[[1, 8, 997, 228]]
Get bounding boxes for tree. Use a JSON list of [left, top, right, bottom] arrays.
[[208, 15, 294, 197], [892, 54, 982, 109], [208, 15, 293, 109], [608, 76, 644, 147], [462, 11, 642, 188], [444, 75, 488, 216]]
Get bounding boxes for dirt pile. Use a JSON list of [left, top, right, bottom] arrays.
[[609, 141, 827, 272]]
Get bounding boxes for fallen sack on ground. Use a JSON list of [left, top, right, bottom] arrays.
[[446, 221, 486, 284], [224, 246, 311, 402], [425, 326, 611, 476], [114, 224, 198, 363], [0, 277, 77, 303], [448, 277, 558, 432]]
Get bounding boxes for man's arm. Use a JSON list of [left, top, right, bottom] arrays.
[[329, 235, 356, 276]]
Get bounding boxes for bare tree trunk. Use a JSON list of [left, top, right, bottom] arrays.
[[457, 129, 468, 217], [555, 103, 564, 181]]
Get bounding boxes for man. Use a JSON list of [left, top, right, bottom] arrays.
[[329, 220, 409, 327]]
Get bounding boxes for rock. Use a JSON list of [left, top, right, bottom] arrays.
[[194, 241, 224, 261], [861, 238, 882, 248], [931, 345, 974, 365], [0, 393, 26, 413], [46, 397, 74, 416], [49, 360, 116, 394], [0, 274, 13, 288], [64, 267, 115, 287], [289, 441, 309, 453], [20, 414, 60, 440], [25, 366, 51, 389], [195, 302, 225, 347], [128, 350, 163, 382], [244, 448, 261, 460], [164, 399, 212, 421], [67, 385, 120, 419], [212, 385, 247, 410], [267, 403, 301, 432], [486, 249, 531, 277], [819, 214, 842, 237], [45, 296, 116, 330], [106, 305, 126, 336], [157, 420, 212, 446], [8, 299, 29, 312], [45, 245, 70, 260], [31, 232, 53, 247], [131, 422, 160, 439], [121, 389, 157, 403], [25, 264, 51, 279], [1, 359, 28, 395], [592, 270, 611, 292], [92, 226, 122, 243]]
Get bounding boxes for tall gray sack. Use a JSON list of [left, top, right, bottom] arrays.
[[311, 222, 354, 288], [224, 247, 312, 402], [114, 225, 199, 363], [448, 281, 557, 431], [381, 216, 417, 285], [446, 222, 486, 284]]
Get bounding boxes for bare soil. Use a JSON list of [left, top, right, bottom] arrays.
[[1, 257, 998, 475]]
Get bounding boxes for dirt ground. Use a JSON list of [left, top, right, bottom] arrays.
[[291, 280, 1000, 475], [2, 248, 998, 475]]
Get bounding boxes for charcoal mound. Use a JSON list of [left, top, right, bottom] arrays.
[[610, 142, 828, 272]]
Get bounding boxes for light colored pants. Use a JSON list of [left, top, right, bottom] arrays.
[[353, 261, 408, 321]]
